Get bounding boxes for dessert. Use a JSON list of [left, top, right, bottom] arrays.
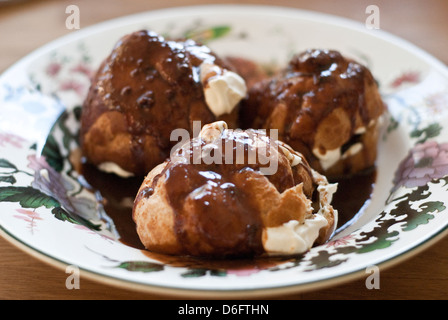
[[77, 29, 384, 258], [133, 121, 337, 258], [79, 30, 246, 177], [240, 49, 385, 178]]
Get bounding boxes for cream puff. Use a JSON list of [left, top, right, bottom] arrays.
[[132, 121, 337, 258], [80, 30, 246, 177], [240, 49, 385, 178]]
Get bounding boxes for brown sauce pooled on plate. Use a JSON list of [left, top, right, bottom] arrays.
[[79, 159, 145, 249], [77, 157, 375, 267], [135, 127, 315, 258], [330, 167, 376, 233]]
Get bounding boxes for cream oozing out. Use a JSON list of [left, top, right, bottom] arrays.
[[262, 142, 338, 256], [262, 179, 337, 256], [312, 119, 378, 171], [262, 215, 328, 255], [199, 62, 247, 117], [97, 161, 135, 178]]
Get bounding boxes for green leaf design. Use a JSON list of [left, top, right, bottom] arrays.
[[384, 116, 399, 139], [57, 109, 78, 151], [41, 134, 64, 172], [184, 25, 231, 43], [181, 268, 227, 278], [299, 176, 448, 270], [51, 206, 101, 231], [410, 123, 442, 143], [0, 175, 16, 184], [41, 107, 81, 173], [207, 26, 231, 39], [0, 186, 101, 230], [304, 250, 349, 271], [0, 186, 60, 209], [402, 201, 445, 231], [181, 268, 207, 278], [357, 230, 399, 254], [114, 261, 164, 273], [0, 159, 17, 170]]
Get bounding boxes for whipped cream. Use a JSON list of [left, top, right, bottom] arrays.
[[200, 63, 247, 117], [312, 127, 367, 171], [278, 141, 303, 167], [263, 170, 338, 255], [199, 120, 228, 142], [98, 162, 134, 178], [315, 181, 338, 227], [312, 119, 381, 171], [312, 147, 341, 171], [263, 214, 328, 255]]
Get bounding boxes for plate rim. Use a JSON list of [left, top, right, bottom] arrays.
[[1, 4, 448, 298], [3, 222, 448, 298], [2, 4, 448, 79]]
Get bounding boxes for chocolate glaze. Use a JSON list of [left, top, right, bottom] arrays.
[[134, 128, 317, 257], [77, 154, 375, 260], [80, 30, 237, 176], [163, 162, 264, 257], [240, 49, 384, 176], [75, 45, 381, 261]]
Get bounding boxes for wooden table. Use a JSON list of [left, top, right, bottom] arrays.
[[1, 0, 448, 300]]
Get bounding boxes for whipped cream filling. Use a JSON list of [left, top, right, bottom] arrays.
[[263, 214, 328, 255], [278, 141, 303, 167], [263, 172, 338, 256], [312, 120, 379, 170], [312, 147, 341, 171], [315, 179, 338, 229], [98, 162, 135, 178], [313, 142, 366, 171], [200, 63, 247, 117]]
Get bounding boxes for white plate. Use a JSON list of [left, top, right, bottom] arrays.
[[1, 4, 448, 298]]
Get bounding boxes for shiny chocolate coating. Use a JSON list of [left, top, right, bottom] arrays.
[[80, 30, 238, 176], [240, 49, 385, 178], [132, 123, 326, 258]]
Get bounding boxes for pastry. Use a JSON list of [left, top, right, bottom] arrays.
[[133, 121, 337, 258], [80, 30, 247, 177], [240, 49, 385, 178]]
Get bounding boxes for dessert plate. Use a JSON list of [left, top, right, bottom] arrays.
[[1, 5, 448, 298]]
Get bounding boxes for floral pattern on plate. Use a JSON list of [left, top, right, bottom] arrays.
[[1, 6, 448, 295]]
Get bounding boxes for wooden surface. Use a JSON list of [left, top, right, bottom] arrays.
[[1, 0, 448, 300]]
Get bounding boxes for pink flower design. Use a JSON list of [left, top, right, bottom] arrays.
[[74, 225, 116, 242], [393, 140, 448, 190], [45, 62, 61, 77], [13, 208, 42, 234], [70, 63, 94, 79], [227, 268, 261, 277], [59, 80, 85, 96], [0, 132, 27, 148], [389, 71, 420, 88], [325, 234, 355, 248]]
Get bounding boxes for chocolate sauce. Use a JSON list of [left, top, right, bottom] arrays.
[[79, 159, 145, 249], [76, 46, 378, 266], [331, 167, 376, 232], [143, 129, 304, 257], [79, 30, 238, 176], [240, 49, 385, 178], [163, 162, 264, 257], [142, 249, 296, 271], [76, 152, 375, 272], [78, 160, 374, 268]]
